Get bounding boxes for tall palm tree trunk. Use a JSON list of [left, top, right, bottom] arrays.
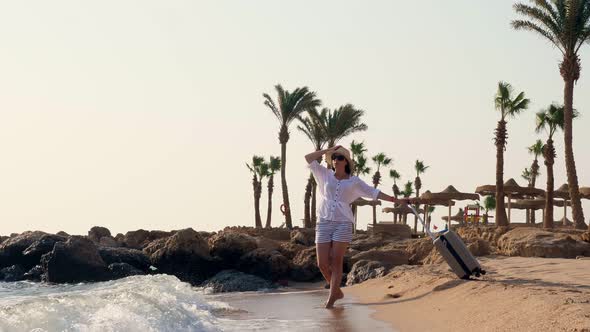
[[414, 177, 421, 233], [495, 120, 508, 226], [279, 126, 293, 229], [562, 77, 585, 229], [530, 160, 539, 225], [303, 174, 313, 228], [543, 139, 555, 229], [311, 179, 317, 227], [255, 181, 262, 228], [265, 175, 274, 228]]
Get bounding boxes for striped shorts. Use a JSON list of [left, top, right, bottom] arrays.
[[315, 219, 353, 244]]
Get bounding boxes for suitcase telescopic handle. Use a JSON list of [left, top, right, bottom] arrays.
[[406, 204, 437, 241]]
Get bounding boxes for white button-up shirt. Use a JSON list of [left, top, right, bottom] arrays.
[[308, 160, 380, 223]]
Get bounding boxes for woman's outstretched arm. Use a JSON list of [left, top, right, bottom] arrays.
[[377, 192, 416, 205]]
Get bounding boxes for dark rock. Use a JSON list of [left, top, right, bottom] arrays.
[[0, 236, 8, 244], [202, 270, 276, 293], [99, 247, 150, 270], [41, 236, 110, 283], [149, 228, 219, 285], [22, 234, 67, 266], [114, 233, 125, 245], [345, 260, 388, 286], [0, 231, 47, 268], [289, 247, 320, 282], [88, 226, 112, 243], [56, 231, 70, 237], [237, 248, 289, 281], [350, 248, 409, 269], [143, 237, 168, 257], [23, 265, 44, 281], [350, 234, 396, 252], [99, 236, 119, 247], [123, 229, 173, 249], [0, 265, 26, 281], [209, 231, 257, 264], [108, 263, 145, 279], [290, 229, 315, 246], [277, 242, 306, 260]]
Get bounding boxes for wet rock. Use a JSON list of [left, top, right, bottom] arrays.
[[289, 247, 320, 282], [0, 231, 48, 268], [345, 260, 388, 286], [277, 242, 306, 260], [0, 265, 26, 282], [22, 234, 67, 266], [208, 231, 257, 264], [99, 236, 119, 247], [237, 248, 289, 281], [99, 247, 150, 271], [202, 270, 276, 293], [149, 228, 219, 285], [350, 248, 409, 269], [108, 263, 145, 279], [41, 236, 110, 283], [23, 265, 43, 281]]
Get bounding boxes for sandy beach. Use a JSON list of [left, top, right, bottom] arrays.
[[347, 256, 590, 331]]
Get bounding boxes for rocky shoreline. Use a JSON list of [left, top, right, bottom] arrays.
[[1, 225, 589, 293]]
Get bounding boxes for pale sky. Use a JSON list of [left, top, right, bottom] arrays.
[[0, 1, 589, 235]]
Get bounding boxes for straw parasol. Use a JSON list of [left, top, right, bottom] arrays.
[[441, 209, 465, 223], [420, 186, 479, 229], [475, 178, 545, 223], [581, 187, 590, 199], [382, 205, 424, 223], [511, 198, 571, 224]]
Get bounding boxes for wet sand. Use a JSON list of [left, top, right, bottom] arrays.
[[207, 282, 394, 331]]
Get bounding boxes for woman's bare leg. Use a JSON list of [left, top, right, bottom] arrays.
[[316, 242, 332, 285], [326, 241, 348, 308]]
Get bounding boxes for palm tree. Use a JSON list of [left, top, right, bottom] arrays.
[[263, 84, 322, 229], [298, 109, 327, 228], [493, 81, 530, 227], [246, 155, 265, 228], [483, 195, 496, 225], [512, 0, 590, 229], [317, 104, 368, 149], [401, 181, 414, 226], [389, 169, 401, 198], [521, 167, 533, 224], [355, 154, 371, 177], [350, 140, 368, 174], [265, 156, 281, 229], [371, 153, 392, 225], [413, 160, 430, 233], [535, 104, 578, 229], [528, 139, 544, 224], [350, 140, 370, 225]]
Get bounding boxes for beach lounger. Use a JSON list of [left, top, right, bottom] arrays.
[[407, 205, 486, 279]]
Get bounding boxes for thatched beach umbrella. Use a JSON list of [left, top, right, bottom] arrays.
[[421, 185, 479, 229], [441, 209, 465, 223], [382, 205, 424, 223], [580, 187, 590, 199], [351, 198, 381, 231], [415, 194, 456, 231], [475, 178, 544, 223], [510, 198, 570, 225]]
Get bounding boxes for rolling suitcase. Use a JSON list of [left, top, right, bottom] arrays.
[[407, 205, 486, 279]]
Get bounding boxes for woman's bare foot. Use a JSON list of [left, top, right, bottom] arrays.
[[325, 288, 344, 309]]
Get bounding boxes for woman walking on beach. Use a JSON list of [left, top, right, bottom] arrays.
[[305, 145, 408, 308]]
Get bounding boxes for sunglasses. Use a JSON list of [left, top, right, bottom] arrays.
[[331, 154, 345, 161]]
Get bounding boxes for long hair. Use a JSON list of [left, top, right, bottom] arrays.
[[331, 160, 351, 175]]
